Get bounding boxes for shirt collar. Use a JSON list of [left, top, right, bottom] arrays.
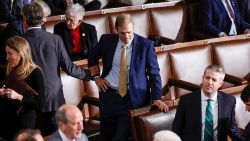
[[58, 129, 76, 141], [27, 26, 42, 31], [201, 89, 218, 102]]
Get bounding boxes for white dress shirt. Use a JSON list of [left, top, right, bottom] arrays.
[[201, 90, 218, 141]]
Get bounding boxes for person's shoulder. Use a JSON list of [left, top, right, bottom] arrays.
[[134, 33, 153, 45], [46, 130, 61, 141], [82, 22, 95, 28], [54, 21, 66, 28], [218, 91, 235, 100], [180, 91, 201, 101], [100, 33, 116, 40]]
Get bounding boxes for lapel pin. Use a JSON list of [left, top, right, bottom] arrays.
[[82, 33, 85, 36]]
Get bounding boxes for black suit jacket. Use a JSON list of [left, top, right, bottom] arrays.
[[172, 91, 245, 141], [244, 122, 250, 141], [0, 0, 23, 23], [199, 0, 250, 36], [54, 22, 98, 61], [23, 28, 90, 112]]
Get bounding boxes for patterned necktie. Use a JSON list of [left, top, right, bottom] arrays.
[[118, 44, 127, 97], [225, 0, 236, 23], [204, 99, 213, 141]]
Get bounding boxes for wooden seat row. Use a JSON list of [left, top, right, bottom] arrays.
[[44, 0, 187, 45]]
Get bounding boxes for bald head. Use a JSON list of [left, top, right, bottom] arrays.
[[55, 104, 84, 140]]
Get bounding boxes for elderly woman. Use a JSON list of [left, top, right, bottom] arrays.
[[0, 36, 44, 140], [54, 3, 98, 61]]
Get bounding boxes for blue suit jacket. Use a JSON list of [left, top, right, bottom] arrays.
[[199, 0, 250, 36], [88, 33, 162, 109], [172, 91, 246, 141]]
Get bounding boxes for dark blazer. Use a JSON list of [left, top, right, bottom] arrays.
[[88, 34, 162, 109], [172, 91, 245, 141], [47, 130, 88, 141], [244, 122, 250, 141], [199, 0, 250, 36], [23, 28, 91, 112], [0, 0, 23, 23], [238, 0, 250, 24], [54, 22, 98, 61]]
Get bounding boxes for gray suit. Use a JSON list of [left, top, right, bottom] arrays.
[[23, 28, 91, 135], [47, 130, 88, 141]]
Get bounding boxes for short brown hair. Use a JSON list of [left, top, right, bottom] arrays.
[[115, 13, 133, 29], [23, 3, 44, 26]]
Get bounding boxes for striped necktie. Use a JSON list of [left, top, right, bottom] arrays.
[[225, 0, 236, 23], [118, 44, 127, 97], [204, 99, 213, 141]]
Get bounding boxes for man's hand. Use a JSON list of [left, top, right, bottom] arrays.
[[153, 100, 169, 113], [244, 29, 250, 34], [89, 66, 100, 77], [94, 77, 109, 92]]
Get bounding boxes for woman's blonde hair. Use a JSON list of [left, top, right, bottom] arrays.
[[6, 36, 38, 80]]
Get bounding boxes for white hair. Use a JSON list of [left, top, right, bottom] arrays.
[[66, 3, 85, 21], [153, 130, 181, 141], [33, 0, 51, 17]]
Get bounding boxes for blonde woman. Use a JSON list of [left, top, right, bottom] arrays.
[[0, 36, 44, 140]]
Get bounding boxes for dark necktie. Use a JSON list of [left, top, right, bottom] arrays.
[[204, 99, 213, 141], [118, 44, 127, 97]]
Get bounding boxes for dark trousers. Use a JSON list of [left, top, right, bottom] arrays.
[[99, 87, 131, 141], [38, 111, 57, 136]]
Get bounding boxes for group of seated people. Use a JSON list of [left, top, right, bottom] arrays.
[[0, 0, 250, 141]]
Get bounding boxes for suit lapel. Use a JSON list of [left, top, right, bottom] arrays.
[[80, 23, 86, 50], [194, 91, 202, 140], [215, 0, 231, 19], [63, 28, 73, 52], [107, 35, 119, 71], [217, 92, 224, 140], [130, 34, 139, 73]]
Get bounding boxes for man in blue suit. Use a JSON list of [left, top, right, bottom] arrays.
[[88, 13, 168, 141], [241, 84, 250, 141], [172, 64, 246, 141], [199, 0, 250, 37]]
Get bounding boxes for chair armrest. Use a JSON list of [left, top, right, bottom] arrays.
[[224, 74, 248, 85], [148, 35, 176, 46], [168, 78, 201, 91]]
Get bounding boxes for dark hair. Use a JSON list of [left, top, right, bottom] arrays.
[[241, 84, 250, 102], [23, 3, 44, 26]]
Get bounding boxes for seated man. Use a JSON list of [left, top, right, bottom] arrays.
[[54, 3, 98, 61], [47, 104, 88, 141], [14, 129, 44, 141], [240, 84, 250, 140], [172, 64, 245, 141], [199, 0, 250, 37]]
